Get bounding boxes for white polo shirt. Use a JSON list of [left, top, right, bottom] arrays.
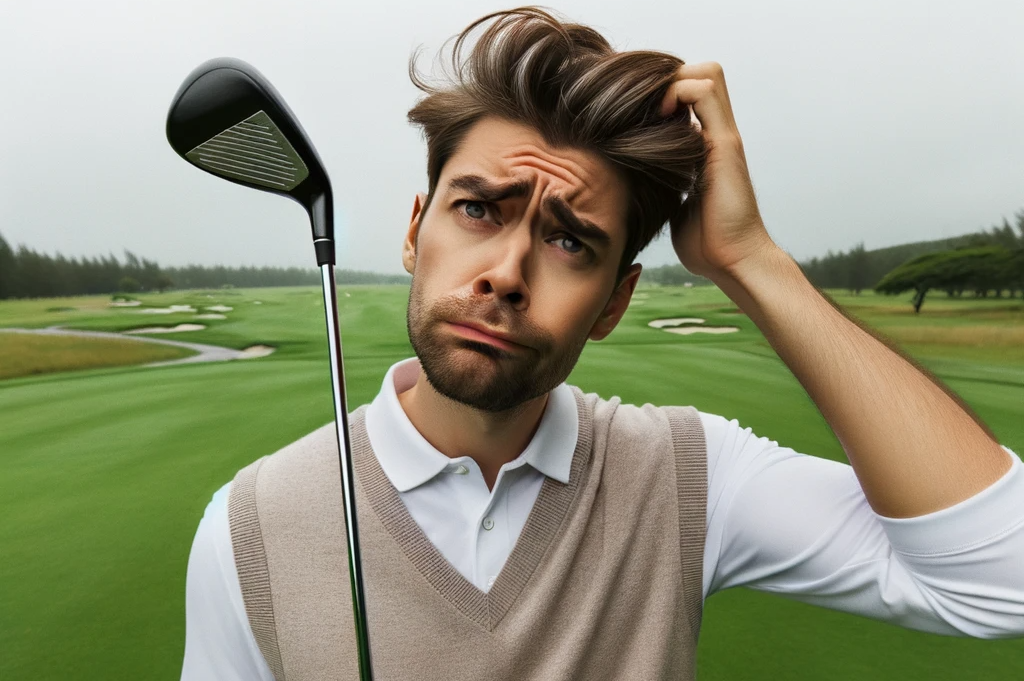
[[181, 358, 1024, 680]]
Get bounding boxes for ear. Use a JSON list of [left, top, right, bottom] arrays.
[[402, 193, 427, 275], [589, 263, 642, 341]]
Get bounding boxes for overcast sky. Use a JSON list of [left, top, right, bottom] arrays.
[[1, 0, 1021, 273]]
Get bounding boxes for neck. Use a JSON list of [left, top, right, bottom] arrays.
[[397, 371, 548, 490]]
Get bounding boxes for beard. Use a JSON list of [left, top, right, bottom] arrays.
[[407, 279, 588, 413]]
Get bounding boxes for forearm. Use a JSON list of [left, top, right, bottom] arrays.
[[713, 244, 1014, 519]]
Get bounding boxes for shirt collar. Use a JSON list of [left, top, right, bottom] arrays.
[[364, 358, 578, 492]]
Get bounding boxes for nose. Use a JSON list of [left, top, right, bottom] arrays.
[[471, 227, 531, 311]]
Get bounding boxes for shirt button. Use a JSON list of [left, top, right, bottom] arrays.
[[482, 517, 494, 531], [487, 576, 497, 588], [453, 465, 469, 475]]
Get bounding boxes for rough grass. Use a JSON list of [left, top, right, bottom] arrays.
[[0, 285, 1022, 680], [885, 324, 1024, 347], [0, 333, 196, 379], [826, 291, 1024, 365]]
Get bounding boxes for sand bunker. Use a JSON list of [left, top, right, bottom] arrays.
[[663, 326, 739, 335], [194, 314, 226, 320], [136, 305, 197, 315], [109, 300, 141, 307], [238, 345, 276, 359], [206, 305, 233, 312], [649, 317, 740, 335], [648, 318, 706, 328], [125, 324, 206, 334]]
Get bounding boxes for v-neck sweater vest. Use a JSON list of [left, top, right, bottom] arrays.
[[228, 387, 708, 680]]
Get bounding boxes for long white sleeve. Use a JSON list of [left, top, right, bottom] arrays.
[[700, 411, 1024, 638], [180, 409, 1024, 675], [181, 482, 275, 681]]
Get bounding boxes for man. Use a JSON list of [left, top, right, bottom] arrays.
[[181, 7, 1024, 680]]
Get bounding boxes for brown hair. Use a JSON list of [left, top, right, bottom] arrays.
[[407, 6, 707, 276]]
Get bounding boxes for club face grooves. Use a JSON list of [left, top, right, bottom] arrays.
[[185, 110, 310, 191]]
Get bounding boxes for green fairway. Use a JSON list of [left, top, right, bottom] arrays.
[[1, 285, 1021, 679]]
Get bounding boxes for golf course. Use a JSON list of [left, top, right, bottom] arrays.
[[1, 283, 1021, 679]]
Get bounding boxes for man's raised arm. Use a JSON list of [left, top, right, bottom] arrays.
[[660, 62, 1013, 519]]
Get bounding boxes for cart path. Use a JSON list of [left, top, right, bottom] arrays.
[[0, 326, 267, 367]]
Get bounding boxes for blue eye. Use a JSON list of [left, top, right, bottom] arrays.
[[556, 235, 583, 254], [464, 202, 486, 219]]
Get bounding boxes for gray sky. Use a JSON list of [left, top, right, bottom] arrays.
[[2, 0, 1021, 273]]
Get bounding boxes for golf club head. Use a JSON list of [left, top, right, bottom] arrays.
[[166, 58, 335, 265]]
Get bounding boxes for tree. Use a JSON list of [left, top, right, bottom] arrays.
[[155, 274, 175, 292], [875, 247, 1016, 313], [847, 242, 869, 294], [118, 276, 141, 293], [640, 263, 709, 286], [875, 251, 946, 313], [993, 219, 1019, 249], [0, 234, 15, 299]]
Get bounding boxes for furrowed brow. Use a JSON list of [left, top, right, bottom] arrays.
[[445, 174, 531, 202], [544, 197, 612, 249]]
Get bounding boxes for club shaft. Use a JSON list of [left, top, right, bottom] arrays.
[[320, 264, 374, 680]]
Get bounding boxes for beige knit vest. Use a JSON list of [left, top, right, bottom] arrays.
[[228, 387, 707, 680]]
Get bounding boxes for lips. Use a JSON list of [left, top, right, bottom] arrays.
[[446, 320, 527, 352]]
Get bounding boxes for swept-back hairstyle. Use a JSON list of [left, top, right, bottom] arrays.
[[407, 6, 707, 276]]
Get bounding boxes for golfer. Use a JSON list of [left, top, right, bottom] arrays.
[[181, 8, 1024, 679]]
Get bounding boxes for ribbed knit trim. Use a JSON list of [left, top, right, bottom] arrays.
[[228, 458, 286, 681], [351, 389, 595, 632], [667, 406, 708, 645]]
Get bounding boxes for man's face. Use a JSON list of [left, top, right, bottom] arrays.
[[403, 117, 638, 412]]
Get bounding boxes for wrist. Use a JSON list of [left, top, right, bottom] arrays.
[[707, 238, 792, 290], [708, 243, 814, 322]]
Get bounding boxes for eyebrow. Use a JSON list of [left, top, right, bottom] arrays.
[[544, 196, 612, 250], [445, 173, 612, 250], [445, 174, 531, 202]]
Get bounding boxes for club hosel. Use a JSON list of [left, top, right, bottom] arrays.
[[309, 191, 335, 266], [314, 239, 335, 266]]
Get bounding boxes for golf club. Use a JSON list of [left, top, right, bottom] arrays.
[[166, 57, 374, 680]]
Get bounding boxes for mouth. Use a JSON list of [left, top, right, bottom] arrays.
[[445, 321, 527, 353]]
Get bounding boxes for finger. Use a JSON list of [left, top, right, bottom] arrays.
[[659, 78, 711, 117], [676, 61, 734, 112], [658, 78, 686, 117], [676, 61, 730, 86], [659, 78, 737, 137], [661, 61, 737, 124]]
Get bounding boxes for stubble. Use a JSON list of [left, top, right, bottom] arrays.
[[406, 278, 587, 413]]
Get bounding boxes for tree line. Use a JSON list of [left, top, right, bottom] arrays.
[[639, 263, 710, 286], [0, 232, 409, 300], [163, 264, 408, 289], [3, 208, 1021, 302], [798, 209, 1024, 299]]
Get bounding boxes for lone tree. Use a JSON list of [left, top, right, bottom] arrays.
[[118, 276, 141, 293], [875, 247, 1016, 313]]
